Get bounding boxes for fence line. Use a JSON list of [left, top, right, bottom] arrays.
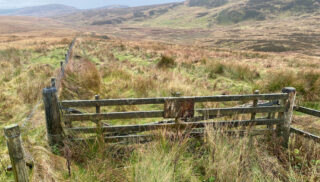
[[56, 37, 77, 91], [40, 87, 299, 149], [291, 105, 320, 141], [2, 38, 78, 182]]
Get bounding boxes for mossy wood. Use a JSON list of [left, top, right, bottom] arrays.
[[72, 129, 275, 143], [64, 106, 284, 122], [4, 124, 29, 182], [43, 87, 64, 147], [66, 119, 282, 134], [60, 93, 288, 107], [43, 89, 300, 146], [294, 106, 320, 118]]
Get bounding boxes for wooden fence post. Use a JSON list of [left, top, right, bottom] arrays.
[[51, 77, 56, 88], [4, 124, 29, 182], [95, 95, 104, 143], [251, 90, 259, 120], [43, 87, 64, 147], [281, 87, 296, 148]]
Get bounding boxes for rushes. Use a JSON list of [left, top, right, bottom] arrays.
[[157, 55, 176, 68], [206, 61, 260, 82], [262, 70, 320, 101], [60, 57, 101, 100]]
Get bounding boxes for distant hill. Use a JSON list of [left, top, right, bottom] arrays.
[[0, 16, 68, 34], [96, 5, 130, 10], [0, 4, 79, 17], [55, 3, 182, 25], [53, 0, 320, 55], [56, 0, 320, 27]]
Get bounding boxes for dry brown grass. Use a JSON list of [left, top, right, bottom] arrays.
[[60, 57, 101, 100]]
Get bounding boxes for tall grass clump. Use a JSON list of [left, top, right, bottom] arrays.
[[263, 71, 298, 92], [262, 70, 320, 101], [157, 55, 176, 69], [16, 64, 53, 104], [132, 76, 156, 97], [129, 135, 198, 182], [60, 57, 101, 100], [207, 61, 260, 81]]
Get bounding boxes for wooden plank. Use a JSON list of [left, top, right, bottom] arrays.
[[66, 119, 282, 134], [65, 106, 284, 122], [73, 134, 154, 143], [290, 127, 320, 142], [197, 106, 284, 116], [294, 106, 320, 118], [60, 93, 288, 107], [65, 110, 164, 121], [71, 128, 276, 143]]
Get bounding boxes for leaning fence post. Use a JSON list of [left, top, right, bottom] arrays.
[[43, 86, 64, 148], [281, 87, 296, 148], [4, 124, 29, 182]]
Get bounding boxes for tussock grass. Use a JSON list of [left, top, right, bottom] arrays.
[[262, 70, 320, 101], [132, 76, 156, 97], [157, 55, 176, 68], [16, 64, 53, 104], [60, 57, 101, 100], [63, 128, 320, 182], [206, 61, 260, 81]]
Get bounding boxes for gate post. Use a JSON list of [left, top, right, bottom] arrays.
[[281, 87, 296, 148], [43, 86, 64, 148], [4, 124, 29, 182]]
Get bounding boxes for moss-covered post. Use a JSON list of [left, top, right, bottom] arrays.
[[281, 87, 296, 148], [4, 124, 29, 182], [43, 86, 64, 148]]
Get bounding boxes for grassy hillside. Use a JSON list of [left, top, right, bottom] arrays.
[[58, 36, 320, 181], [0, 1, 320, 181], [54, 0, 320, 56], [1, 34, 319, 181], [0, 30, 76, 181]]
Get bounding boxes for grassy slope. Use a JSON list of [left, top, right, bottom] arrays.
[[0, 9, 320, 180], [56, 36, 320, 181], [72, 0, 320, 56], [0, 28, 75, 181], [0, 32, 320, 181]]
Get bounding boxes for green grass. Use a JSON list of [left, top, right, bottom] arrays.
[[30, 48, 68, 68]]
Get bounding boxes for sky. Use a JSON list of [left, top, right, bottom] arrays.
[[0, 0, 185, 9]]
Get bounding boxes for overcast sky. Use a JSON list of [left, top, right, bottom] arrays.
[[0, 0, 184, 9]]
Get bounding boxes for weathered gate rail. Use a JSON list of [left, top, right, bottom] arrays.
[[290, 106, 320, 142], [42, 84, 300, 148]]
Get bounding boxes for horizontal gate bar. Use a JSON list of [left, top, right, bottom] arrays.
[[65, 106, 284, 121], [290, 127, 320, 142], [198, 106, 284, 116], [61, 93, 288, 107], [66, 119, 282, 134], [294, 106, 320, 118], [71, 129, 276, 143]]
